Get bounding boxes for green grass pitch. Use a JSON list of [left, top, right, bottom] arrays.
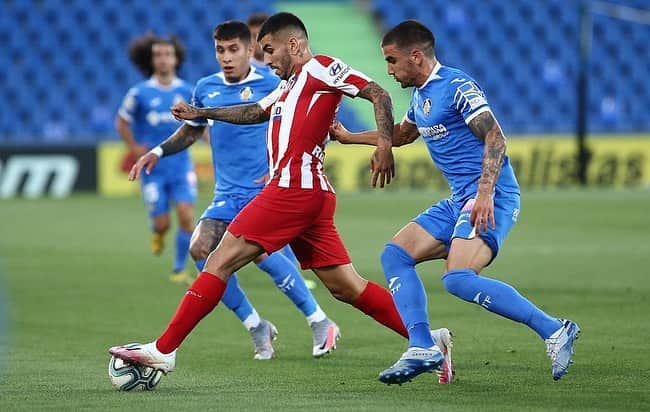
[[0, 190, 649, 411]]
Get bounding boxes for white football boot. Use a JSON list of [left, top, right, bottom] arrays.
[[108, 342, 175, 374], [430, 328, 454, 384]]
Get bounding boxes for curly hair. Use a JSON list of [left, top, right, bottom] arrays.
[[127, 33, 186, 77]]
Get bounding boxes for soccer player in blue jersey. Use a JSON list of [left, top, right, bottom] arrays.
[[116, 34, 196, 285], [129, 21, 339, 359], [331, 20, 580, 383]]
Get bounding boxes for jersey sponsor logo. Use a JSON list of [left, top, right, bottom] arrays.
[[422, 98, 432, 116], [207, 91, 221, 98], [418, 124, 448, 141], [329, 62, 343, 76], [239, 86, 254, 101], [146, 111, 179, 126], [331, 65, 351, 85], [454, 81, 487, 111], [0, 155, 79, 198]]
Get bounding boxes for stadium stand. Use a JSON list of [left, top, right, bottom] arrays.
[[0, 0, 648, 141]]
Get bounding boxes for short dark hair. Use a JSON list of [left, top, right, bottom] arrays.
[[128, 33, 185, 77], [381, 20, 435, 57], [247, 13, 269, 28], [257, 12, 308, 41], [213, 20, 251, 44]]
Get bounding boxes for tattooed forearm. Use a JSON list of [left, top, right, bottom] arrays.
[[160, 123, 205, 156], [469, 111, 506, 192], [358, 82, 394, 147], [199, 103, 269, 124]]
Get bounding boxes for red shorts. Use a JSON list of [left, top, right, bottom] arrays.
[[228, 186, 351, 270]]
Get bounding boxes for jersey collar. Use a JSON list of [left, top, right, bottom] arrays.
[[147, 76, 182, 89], [216, 65, 262, 85], [418, 61, 442, 90]]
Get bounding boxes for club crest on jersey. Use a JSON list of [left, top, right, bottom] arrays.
[[239, 86, 254, 101], [422, 98, 432, 116]]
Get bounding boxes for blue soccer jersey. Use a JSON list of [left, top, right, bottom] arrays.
[[187, 66, 281, 198], [118, 77, 194, 175], [405, 63, 520, 201]]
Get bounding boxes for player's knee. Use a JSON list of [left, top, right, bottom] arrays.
[[380, 243, 415, 274], [441, 269, 476, 301], [189, 239, 210, 261]]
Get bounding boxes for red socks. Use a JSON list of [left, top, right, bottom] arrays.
[[156, 272, 227, 354], [352, 281, 408, 338]]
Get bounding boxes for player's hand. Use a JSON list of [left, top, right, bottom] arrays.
[[171, 101, 202, 120], [370, 146, 395, 188], [329, 120, 353, 144], [470, 190, 495, 234], [129, 144, 148, 158], [128, 152, 160, 181]]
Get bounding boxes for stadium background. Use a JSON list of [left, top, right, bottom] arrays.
[[0, 0, 649, 410]]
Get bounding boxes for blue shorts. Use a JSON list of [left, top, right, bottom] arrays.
[[199, 191, 260, 223], [141, 170, 197, 218], [413, 193, 520, 259]]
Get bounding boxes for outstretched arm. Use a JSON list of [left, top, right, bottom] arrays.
[[128, 123, 205, 181], [171, 101, 269, 125], [468, 110, 507, 233], [355, 81, 395, 188], [330, 118, 420, 147]]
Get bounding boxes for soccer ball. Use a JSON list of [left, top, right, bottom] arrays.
[[108, 355, 163, 391]]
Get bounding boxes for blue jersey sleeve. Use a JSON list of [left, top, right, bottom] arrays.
[[186, 82, 208, 127], [451, 79, 491, 125], [118, 87, 139, 123]]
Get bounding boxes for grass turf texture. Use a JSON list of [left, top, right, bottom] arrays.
[[0, 191, 649, 411]]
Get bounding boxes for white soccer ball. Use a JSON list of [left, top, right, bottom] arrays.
[[108, 355, 163, 391]]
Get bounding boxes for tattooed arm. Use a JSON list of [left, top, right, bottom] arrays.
[[171, 101, 269, 124], [468, 110, 507, 233], [127, 123, 205, 181], [356, 81, 395, 188]]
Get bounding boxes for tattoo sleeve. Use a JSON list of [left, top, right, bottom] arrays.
[[357, 82, 394, 147], [469, 111, 506, 192], [159, 123, 205, 156], [199, 103, 269, 124]]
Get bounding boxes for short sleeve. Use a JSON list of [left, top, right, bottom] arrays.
[[311, 56, 372, 97], [258, 81, 286, 115], [452, 79, 491, 124], [185, 83, 208, 127], [118, 87, 138, 123]]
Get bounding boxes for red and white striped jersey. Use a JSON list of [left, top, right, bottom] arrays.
[[258, 55, 371, 192]]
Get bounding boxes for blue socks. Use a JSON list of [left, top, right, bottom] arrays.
[[194, 259, 258, 327], [278, 245, 299, 266], [442, 269, 563, 339], [381, 243, 434, 349], [173, 230, 192, 273], [257, 252, 321, 320]]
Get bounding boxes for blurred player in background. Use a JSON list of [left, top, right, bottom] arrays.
[[247, 13, 269, 70], [110, 12, 453, 384], [115, 34, 195, 285], [331, 20, 580, 384]]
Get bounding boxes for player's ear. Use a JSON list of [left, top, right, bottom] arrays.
[[411, 49, 422, 65], [288, 37, 300, 56]]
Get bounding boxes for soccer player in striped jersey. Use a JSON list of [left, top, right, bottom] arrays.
[[110, 13, 453, 384], [115, 34, 196, 285], [331, 20, 580, 384]]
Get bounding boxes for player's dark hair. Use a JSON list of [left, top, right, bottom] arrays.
[[128, 33, 185, 77], [381, 20, 435, 57], [257, 12, 308, 41], [213, 20, 252, 44], [246, 13, 269, 28]]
